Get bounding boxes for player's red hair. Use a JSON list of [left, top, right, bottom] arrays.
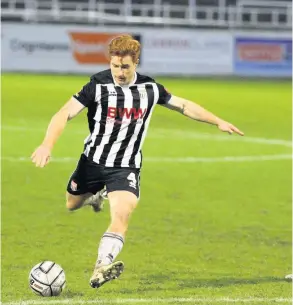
[[108, 35, 140, 63]]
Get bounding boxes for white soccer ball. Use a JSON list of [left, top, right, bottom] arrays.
[[29, 261, 66, 297]]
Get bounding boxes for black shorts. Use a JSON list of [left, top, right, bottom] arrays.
[[67, 154, 140, 198]]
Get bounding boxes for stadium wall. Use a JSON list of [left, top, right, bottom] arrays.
[[2, 23, 292, 78]]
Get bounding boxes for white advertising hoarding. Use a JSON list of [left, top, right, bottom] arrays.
[[142, 31, 233, 75], [2, 24, 113, 73], [2, 23, 233, 75]]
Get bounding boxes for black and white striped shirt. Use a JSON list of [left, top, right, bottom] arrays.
[[74, 69, 171, 169]]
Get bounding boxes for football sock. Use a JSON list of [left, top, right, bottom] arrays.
[[83, 194, 97, 205], [95, 232, 124, 267]]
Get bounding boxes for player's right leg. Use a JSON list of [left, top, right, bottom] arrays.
[[66, 154, 105, 212], [66, 191, 106, 212], [66, 192, 92, 211]]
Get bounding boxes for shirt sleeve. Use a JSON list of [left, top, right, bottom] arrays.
[[73, 80, 96, 107], [157, 83, 172, 105]]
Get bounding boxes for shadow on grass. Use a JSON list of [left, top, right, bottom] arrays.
[[176, 277, 286, 288], [55, 277, 289, 296], [136, 275, 287, 291], [61, 289, 84, 298]]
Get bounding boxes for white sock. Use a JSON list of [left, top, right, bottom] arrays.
[[96, 232, 124, 268], [83, 194, 98, 206]]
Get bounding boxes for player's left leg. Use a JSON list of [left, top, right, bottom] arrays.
[[107, 190, 138, 235], [90, 169, 140, 288], [90, 191, 138, 288]]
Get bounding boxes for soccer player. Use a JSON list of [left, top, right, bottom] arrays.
[[31, 35, 244, 289]]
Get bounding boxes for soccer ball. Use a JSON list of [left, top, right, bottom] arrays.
[[29, 261, 66, 297]]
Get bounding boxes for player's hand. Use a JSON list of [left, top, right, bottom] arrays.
[[31, 145, 52, 168], [217, 120, 244, 136]]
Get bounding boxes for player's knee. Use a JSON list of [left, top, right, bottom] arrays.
[[117, 201, 137, 220], [66, 200, 76, 211], [113, 212, 130, 226], [65, 193, 83, 211], [110, 202, 137, 231], [107, 191, 138, 231]]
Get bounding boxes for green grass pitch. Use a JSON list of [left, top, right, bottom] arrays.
[[1, 73, 292, 305]]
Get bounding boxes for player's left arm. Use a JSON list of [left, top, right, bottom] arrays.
[[160, 94, 244, 136]]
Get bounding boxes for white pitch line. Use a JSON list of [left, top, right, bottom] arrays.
[[1, 155, 292, 164], [1, 125, 292, 147], [144, 155, 292, 162], [1, 297, 292, 305]]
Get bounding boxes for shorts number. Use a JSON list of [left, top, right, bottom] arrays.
[[127, 173, 137, 189]]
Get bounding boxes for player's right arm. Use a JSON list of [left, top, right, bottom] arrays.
[[31, 80, 95, 168]]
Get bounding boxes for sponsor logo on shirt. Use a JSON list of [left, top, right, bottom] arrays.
[[107, 107, 147, 120]]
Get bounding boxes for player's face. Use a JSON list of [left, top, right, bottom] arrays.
[[110, 55, 137, 86]]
